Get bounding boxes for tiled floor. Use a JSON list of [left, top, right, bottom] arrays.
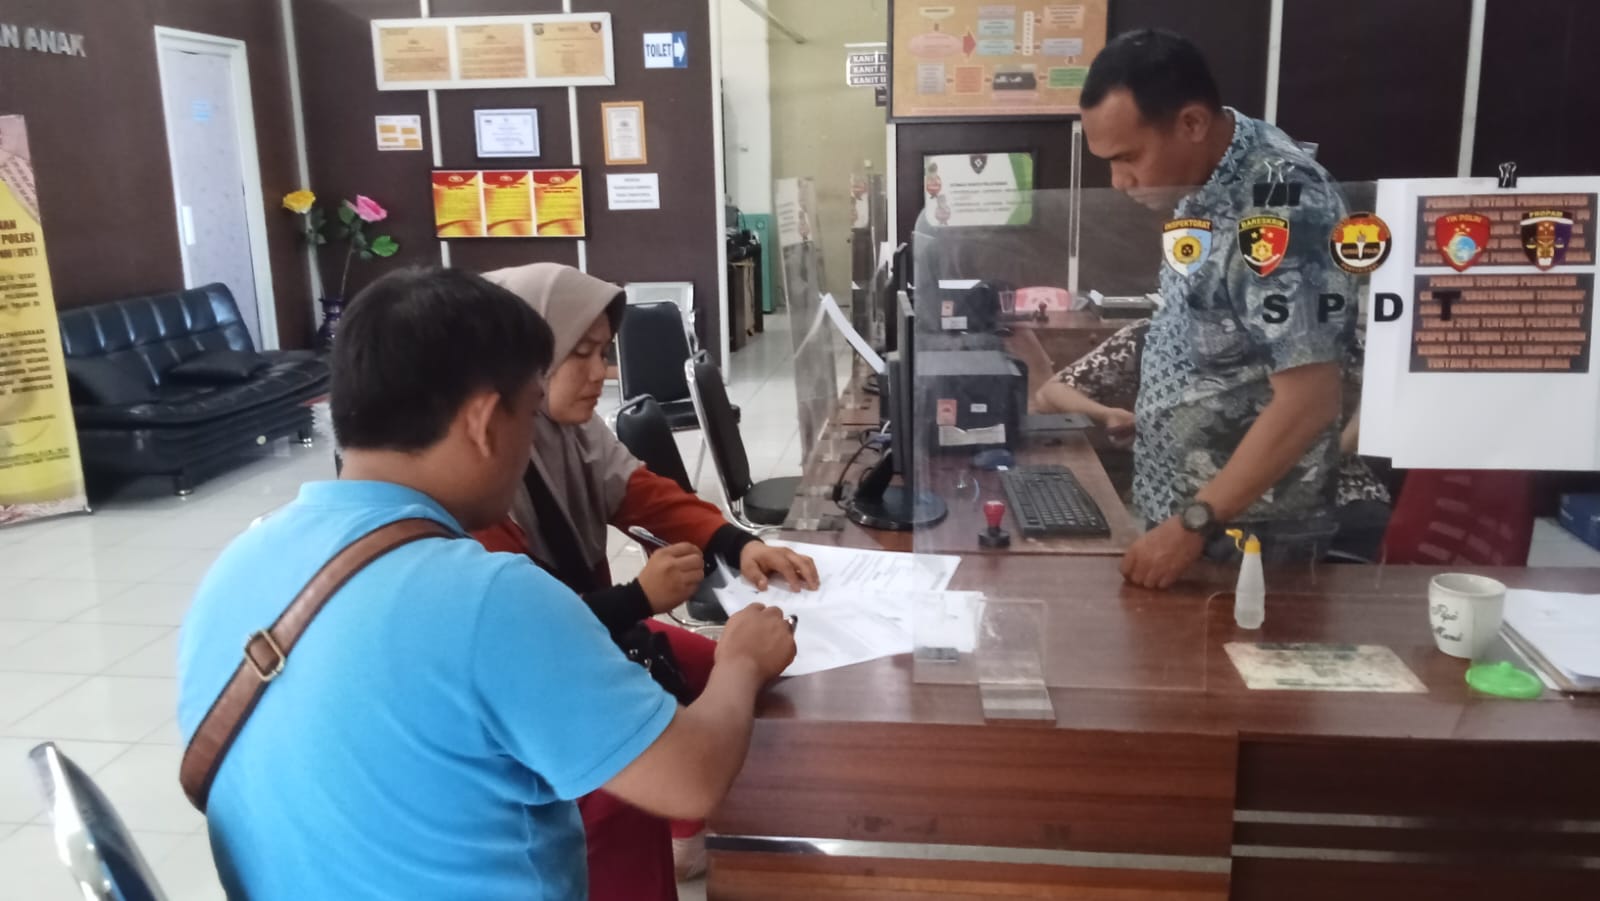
[[0, 316, 823, 899]]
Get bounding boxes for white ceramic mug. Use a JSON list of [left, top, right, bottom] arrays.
[[1428, 573, 1507, 659]]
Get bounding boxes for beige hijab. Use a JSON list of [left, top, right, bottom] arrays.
[[483, 263, 640, 570]]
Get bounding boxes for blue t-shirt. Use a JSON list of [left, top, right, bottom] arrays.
[[177, 481, 676, 900]]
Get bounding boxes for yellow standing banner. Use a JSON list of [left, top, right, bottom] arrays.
[[0, 115, 88, 528]]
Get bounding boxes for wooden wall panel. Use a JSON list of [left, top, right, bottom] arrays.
[[1472, 0, 1600, 177], [294, 0, 438, 301], [0, 0, 312, 344], [295, 0, 718, 341], [572, 0, 721, 350], [1276, 0, 1472, 180]]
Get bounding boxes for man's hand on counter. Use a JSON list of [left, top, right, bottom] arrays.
[[1120, 516, 1205, 589]]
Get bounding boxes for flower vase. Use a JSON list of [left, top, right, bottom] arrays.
[[316, 296, 344, 349]]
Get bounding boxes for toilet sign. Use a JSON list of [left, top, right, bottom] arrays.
[[643, 31, 687, 69]]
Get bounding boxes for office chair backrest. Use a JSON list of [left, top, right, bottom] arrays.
[[687, 351, 754, 504], [617, 300, 694, 405], [29, 742, 170, 901], [1381, 470, 1534, 566], [615, 395, 694, 493]]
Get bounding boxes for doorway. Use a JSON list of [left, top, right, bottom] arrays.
[[154, 27, 277, 349]]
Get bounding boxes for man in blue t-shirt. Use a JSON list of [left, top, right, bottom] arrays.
[[176, 268, 797, 900]]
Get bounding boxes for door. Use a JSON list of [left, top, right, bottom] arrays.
[[156, 31, 274, 348]]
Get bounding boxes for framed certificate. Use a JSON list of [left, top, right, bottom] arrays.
[[474, 108, 540, 158], [601, 101, 647, 166], [373, 13, 615, 91]]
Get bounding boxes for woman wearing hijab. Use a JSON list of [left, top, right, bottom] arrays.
[[470, 262, 818, 901]]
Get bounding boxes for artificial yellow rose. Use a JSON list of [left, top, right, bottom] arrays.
[[282, 190, 316, 214]]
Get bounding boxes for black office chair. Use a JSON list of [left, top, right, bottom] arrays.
[[29, 742, 171, 900], [613, 394, 732, 626], [616, 300, 702, 431], [614, 395, 694, 493], [687, 351, 801, 529]]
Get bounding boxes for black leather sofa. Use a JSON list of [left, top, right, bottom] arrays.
[[58, 283, 329, 495]]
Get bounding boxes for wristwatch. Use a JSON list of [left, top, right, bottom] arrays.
[[1179, 500, 1219, 536]]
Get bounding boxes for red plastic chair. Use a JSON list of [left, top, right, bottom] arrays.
[[1380, 470, 1534, 566]]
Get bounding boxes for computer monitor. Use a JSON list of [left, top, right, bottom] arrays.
[[845, 291, 948, 531], [881, 243, 911, 355]]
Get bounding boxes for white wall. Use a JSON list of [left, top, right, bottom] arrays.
[[718, 0, 773, 215]]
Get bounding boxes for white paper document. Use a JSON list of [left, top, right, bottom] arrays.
[[1224, 643, 1427, 693], [714, 542, 963, 676], [1504, 589, 1600, 680], [606, 173, 660, 210], [820, 293, 886, 374]]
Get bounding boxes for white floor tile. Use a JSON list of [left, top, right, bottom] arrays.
[[0, 512, 89, 539], [0, 619, 55, 651], [56, 744, 204, 835], [154, 831, 226, 901], [8, 676, 178, 743], [73, 583, 198, 628], [0, 541, 96, 581], [0, 737, 130, 825], [1, 824, 189, 900], [143, 717, 182, 746], [0, 672, 85, 731], [144, 550, 224, 587], [0, 579, 136, 622], [8, 516, 146, 550], [50, 546, 215, 584], [0, 825, 88, 900], [611, 547, 646, 585], [117, 514, 255, 551], [0, 623, 173, 676], [103, 630, 181, 679], [606, 525, 633, 561]]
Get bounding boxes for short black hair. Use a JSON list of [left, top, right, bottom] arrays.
[[1082, 29, 1221, 124], [331, 267, 554, 452]]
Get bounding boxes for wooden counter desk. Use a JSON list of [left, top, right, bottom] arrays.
[[707, 558, 1600, 900]]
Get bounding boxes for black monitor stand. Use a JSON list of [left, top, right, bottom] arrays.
[[845, 449, 947, 531]]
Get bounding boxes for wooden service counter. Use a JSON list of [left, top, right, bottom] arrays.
[[707, 559, 1600, 899]]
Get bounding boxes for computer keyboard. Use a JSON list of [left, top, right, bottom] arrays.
[[1000, 465, 1110, 538]]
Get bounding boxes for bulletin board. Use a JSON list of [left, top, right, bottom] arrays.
[[432, 169, 587, 239], [372, 13, 615, 91], [1362, 176, 1600, 471], [890, 0, 1108, 120]]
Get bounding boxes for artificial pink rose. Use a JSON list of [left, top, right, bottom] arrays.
[[348, 195, 388, 223]]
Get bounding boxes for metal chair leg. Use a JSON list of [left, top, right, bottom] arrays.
[[692, 436, 708, 492], [728, 501, 782, 538]]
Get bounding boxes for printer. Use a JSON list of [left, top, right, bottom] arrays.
[[915, 349, 1027, 454]]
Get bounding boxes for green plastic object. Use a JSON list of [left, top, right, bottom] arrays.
[[1465, 661, 1543, 699]]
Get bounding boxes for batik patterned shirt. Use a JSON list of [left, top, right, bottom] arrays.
[[1133, 110, 1358, 524]]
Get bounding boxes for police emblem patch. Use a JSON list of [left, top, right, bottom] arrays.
[[1521, 210, 1573, 270], [1434, 212, 1491, 272], [1329, 212, 1392, 275], [1162, 218, 1214, 276], [1238, 214, 1290, 277]]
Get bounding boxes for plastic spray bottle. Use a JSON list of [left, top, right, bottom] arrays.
[[1226, 528, 1265, 629]]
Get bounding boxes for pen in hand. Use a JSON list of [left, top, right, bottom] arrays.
[[627, 525, 670, 550]]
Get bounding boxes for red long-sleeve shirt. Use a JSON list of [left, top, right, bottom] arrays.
[[473, 466, 753, 634]]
